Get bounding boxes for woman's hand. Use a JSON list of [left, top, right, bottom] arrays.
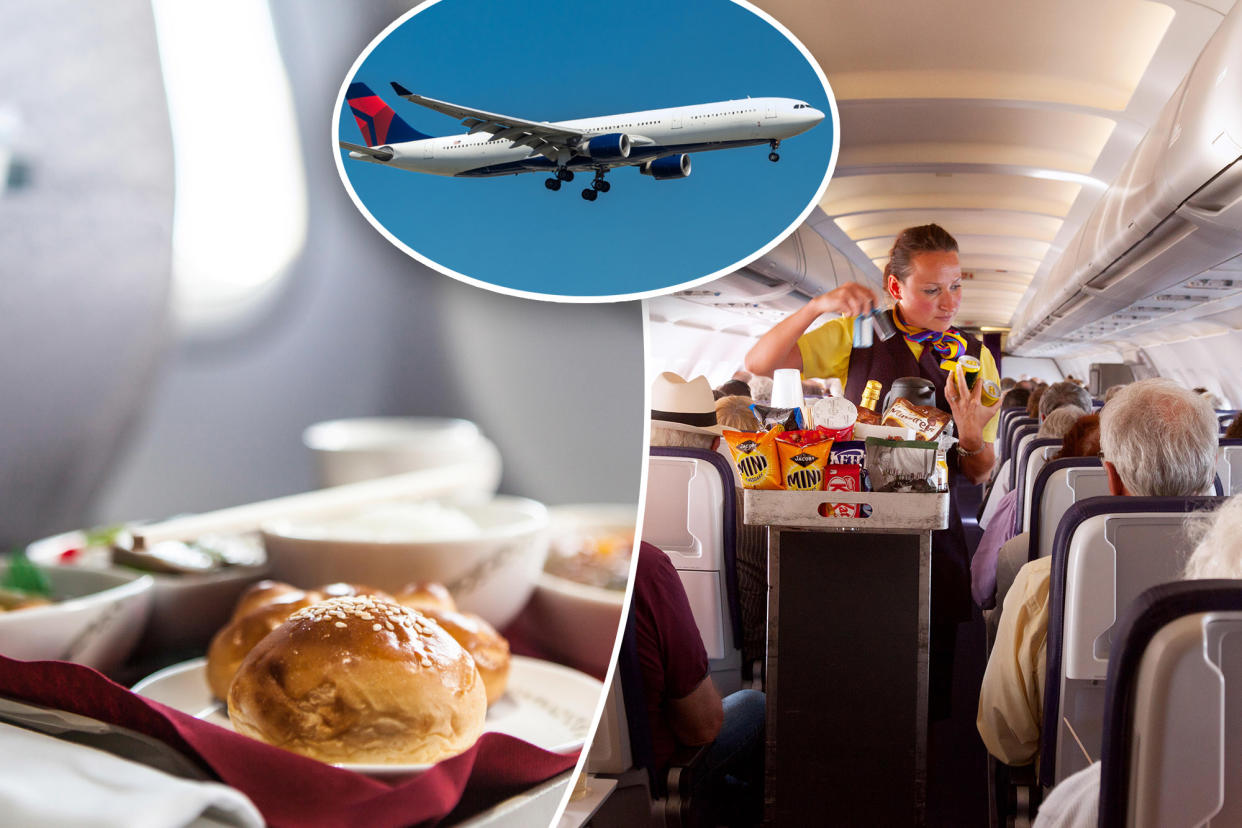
[[945, 362, 1001, 449], [810, 283, 878, 317]]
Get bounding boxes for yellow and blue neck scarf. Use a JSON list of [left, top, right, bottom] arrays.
[[891, 308, 969, 371]]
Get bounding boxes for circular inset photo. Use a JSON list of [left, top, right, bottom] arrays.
[[334, 0, 838, 301]]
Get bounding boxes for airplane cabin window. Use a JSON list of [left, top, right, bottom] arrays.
[[150, 0, 307, 335]]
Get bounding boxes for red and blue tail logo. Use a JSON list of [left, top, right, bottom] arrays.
[[347, 82, 431, 145]]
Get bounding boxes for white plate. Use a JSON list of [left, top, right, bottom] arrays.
[[132, 655, 601, 778]]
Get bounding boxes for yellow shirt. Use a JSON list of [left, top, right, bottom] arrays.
[[977, 556, 1051, 766], [797, 316, 1001, 442]]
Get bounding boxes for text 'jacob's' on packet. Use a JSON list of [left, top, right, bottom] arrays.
[[724, 428, 783, 490], [776, 432, 833, 491]]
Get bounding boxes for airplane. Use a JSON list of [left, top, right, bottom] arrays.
[[339, 82, 825, 201]]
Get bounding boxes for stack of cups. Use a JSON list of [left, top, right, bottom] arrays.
[[771, 368, 808, 428]]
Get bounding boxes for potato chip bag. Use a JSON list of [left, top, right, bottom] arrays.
[[776, 431, 833, 491], [724, 428, 783, 490]]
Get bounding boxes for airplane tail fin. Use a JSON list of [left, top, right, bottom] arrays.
[[346, 82, 432, 145]]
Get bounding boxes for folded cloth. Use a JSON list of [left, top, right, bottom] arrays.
[[0, 655, 579, 828], [0, 721, 263, 828]]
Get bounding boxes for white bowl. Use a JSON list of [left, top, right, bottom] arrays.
[[260, 496, 549, 629], [303, 417, 502, 500], [521, 504, 636, 677], [25, 530, 269, 656], [0, 564, 153, 673]]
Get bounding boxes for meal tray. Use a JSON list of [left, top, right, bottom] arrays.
[[743, 489, 950, 531]]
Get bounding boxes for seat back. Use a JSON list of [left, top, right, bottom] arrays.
[[1007, 423, 1039, 488], [997, 407, 1030, 452], [645, 448, 742, 689], [1039, 496, 1225, 787], [1016, 439, 1062, 533], [1028, 457, 1109, 562], [1216, 439, 1242, 496], [1099, 581, 1242, 828]]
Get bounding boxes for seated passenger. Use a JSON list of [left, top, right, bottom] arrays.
[[977, 379, 1219, 767], [1225, 411, 1242, 440], [714, 379, 753, 400], [972, 405, 1087, 610], [1034, 492, 1242, 827], [980, 381, 1091, 532], [1050, 413, 1101, 462], [633, 541, 765, 826]]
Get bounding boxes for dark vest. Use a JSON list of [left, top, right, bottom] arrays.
[[842, 309, 983, 623], [843, 309, 983, 415]]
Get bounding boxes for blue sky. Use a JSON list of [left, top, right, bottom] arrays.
[[336, 0, 835, 299]]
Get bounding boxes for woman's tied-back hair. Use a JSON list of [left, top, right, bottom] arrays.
[[884, 224, 959, 282]]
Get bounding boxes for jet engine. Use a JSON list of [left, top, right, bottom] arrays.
[[640, 154, 691, 180], [582, 133, 631, 161]]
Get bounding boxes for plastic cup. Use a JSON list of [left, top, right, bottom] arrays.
[[771, 368, 805, 410]]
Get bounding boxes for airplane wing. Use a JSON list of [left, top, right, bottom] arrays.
[[338, 141, 394, 161], [390, 82, 583, 163]]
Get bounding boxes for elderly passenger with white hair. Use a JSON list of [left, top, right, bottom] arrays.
[[977, 379, 1219, 767], [1034, 492, 1242, 827]]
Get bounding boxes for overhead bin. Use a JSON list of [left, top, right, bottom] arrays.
[[1009, 1, 1242, 352], [739, 219, 880, 300]]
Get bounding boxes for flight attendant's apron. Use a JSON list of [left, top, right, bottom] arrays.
[[843, 310, 981, 716]]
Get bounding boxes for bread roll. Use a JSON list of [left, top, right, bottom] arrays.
[[230, 580, 305, 621], [227, 595, 487, 764], [421, 607, 510, 706], [206, 591, 319, 700], [394, 581, 456, 614], [316, 582, 396, 603]]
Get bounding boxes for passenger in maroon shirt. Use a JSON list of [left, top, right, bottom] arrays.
[[632, 542, 765, 825]]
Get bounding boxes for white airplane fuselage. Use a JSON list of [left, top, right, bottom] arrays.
[[348, 97, 824, 177]]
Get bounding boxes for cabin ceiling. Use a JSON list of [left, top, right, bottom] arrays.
[[751, 0, 1234, 331]]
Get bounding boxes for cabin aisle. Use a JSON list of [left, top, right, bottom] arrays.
[[926, 479, 989, 828]]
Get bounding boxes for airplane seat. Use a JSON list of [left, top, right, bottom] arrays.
[[1216, 439, 1242, 496], [644, 447, 744, 695], [1007, 431, 1039, 494], [1002, 416, 1037, 460], [1027, 458, 1108, 562], [1006, 423, 1039, 488], [1098, 580, 1242, 828], [587, 610, 712, 828], [997, 407, 1028, 452], [1038, 495, 1225, 788], [1015, 439, 1063, 534]]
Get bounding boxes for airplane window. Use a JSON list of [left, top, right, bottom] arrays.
[[151, 0, 307, 332]]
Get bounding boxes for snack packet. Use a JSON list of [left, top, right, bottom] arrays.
[[776, 431, 833, 491], [822, 464, 862, 516], [865, 437, 939, 493], [750, 403, 804, 432], [724, 428, 784, 490], [882, 397, 952, 442], [828, 440, 866, 467]]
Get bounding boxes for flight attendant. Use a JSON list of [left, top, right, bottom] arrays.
[[744, 223, 1001, 717]]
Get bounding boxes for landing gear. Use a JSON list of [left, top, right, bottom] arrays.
[[580, 169, 610, 201], [556, 167, 574, 182], [545, 177, 561, 191], [769, 139, 781, 162]]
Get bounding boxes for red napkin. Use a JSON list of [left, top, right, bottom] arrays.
[[0, 655, 579, 827]]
